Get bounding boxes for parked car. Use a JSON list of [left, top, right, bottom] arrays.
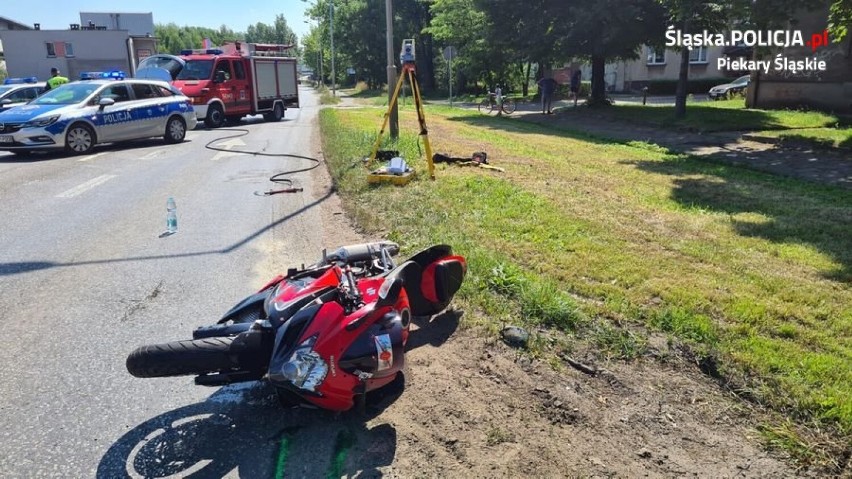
[[0, 72, 197, 155], [0, 77, 47, 113], [708, 75, 750, 100]]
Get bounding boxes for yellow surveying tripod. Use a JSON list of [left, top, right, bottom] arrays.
[[368, 40, 435, 180]]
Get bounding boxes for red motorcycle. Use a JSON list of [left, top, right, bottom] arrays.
[[126, 242, 466, 411]]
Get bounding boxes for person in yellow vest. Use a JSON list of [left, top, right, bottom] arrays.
[[44, 67, 69, 92]]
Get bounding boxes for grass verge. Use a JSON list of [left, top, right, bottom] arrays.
[[750, 127, 852, 151], [558, 98, 840, 132], [319, 102, 851, 470]]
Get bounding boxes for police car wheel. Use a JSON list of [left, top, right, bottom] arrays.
[[205, 104, 224, 129], [65, 124, 95, 154], [164, 117, 187, 144]]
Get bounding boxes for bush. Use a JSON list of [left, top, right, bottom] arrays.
[[645, 78, 731, 95]]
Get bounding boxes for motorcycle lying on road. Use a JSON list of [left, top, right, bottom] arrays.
[[126, 242, 466, 411]]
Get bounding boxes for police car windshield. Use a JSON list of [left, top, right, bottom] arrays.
[[176, 60, 213, 80], [0, 86, 14, 95], [32, 83, 100, 105]]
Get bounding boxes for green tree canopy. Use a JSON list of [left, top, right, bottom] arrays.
[[154, 23, 243, 54]]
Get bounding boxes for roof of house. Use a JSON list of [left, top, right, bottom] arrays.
[[0, 16, 32, 31]]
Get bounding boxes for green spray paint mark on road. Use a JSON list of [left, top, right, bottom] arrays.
[[326, 428, 356, 479], [273, 431, 294, 479]]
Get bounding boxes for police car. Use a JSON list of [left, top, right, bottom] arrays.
[[0, 77, 47, 113], [0, 71, 197, 155]]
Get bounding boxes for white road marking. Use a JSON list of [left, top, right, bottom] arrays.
[[56, 174, 116, 198], [77, 152, 108, 162], [140, 150, 163, 160], [210, 137, 246, 161]]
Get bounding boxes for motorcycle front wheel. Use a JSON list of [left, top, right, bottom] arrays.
[[127, 337, 237, 378]]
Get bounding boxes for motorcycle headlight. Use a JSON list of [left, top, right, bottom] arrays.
[[25, 115, 60, 128], [280, 335, 328, 392]]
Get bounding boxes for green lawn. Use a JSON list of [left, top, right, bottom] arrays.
[[560, 98, 841, 133], [319, 103, 851, 466], [751, 127, 852, 151]]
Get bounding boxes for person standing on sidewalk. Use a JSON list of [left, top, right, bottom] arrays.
[[537, 74, 557, 114], [570, 69, 582, 107]]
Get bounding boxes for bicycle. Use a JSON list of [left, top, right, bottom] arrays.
[[478, 90, 516, 115]]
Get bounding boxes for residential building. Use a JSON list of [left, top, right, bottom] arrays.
[[747, 4, 852, 114], [556, 44, 741, 93], [0, 13, 157, 80], [0, 16, 32, 75], [615, 45, 734, 92]]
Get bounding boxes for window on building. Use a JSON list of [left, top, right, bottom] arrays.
[[689, 47, 708, 64], [232, 61, 246, 80], [646, 47, 665, 65], [45, 42, 56, 57], [65, 43, 75, 57]]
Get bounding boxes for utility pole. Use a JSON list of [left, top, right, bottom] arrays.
[[385, 0, 399, 139], [330, 1, 336, 96]]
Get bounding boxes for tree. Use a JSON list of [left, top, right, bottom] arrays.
[[471, 0, 559, 96], [427, 0, 493, 91], [828, 0, 852, 42], [154, 23, 245, 54], [246, 14, 299, 54], [553, 0, 668, 106], [660, 1, 737, 118], [396, 0, 437, 90]]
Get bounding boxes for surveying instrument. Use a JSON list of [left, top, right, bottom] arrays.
[[367, 39, 435, 184]]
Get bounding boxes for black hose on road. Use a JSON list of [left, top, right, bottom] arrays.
[[203, 128, 322, 196]]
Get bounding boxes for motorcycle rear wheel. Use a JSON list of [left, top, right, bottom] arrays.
[[126, 337, 236, 378]]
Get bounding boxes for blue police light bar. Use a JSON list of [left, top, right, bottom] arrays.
[[4, 76, 39, 85], [79, 70, 126, 80], [103, 70, 126, 79], [180, 48, 224, 56]]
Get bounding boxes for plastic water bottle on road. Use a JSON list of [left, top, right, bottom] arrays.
[[166, 197, 177, 234]]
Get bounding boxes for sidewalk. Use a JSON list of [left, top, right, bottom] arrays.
[[511, 100, 852, 190]]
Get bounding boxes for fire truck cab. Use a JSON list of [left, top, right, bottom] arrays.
[[138, 42, 299, 128]]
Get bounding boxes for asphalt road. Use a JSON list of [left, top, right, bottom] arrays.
[[0, 86, 355, 478]]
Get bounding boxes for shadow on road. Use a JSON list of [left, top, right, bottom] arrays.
[[97, 381, 400, 478], [0, 188, 334, 276]]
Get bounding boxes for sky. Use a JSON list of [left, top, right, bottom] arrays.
[[1, 0, 313, 43]]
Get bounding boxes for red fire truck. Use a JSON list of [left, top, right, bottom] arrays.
[[137, 42, 299, 128]]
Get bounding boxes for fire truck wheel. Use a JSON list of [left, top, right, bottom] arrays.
[[264, 103, 284, 122], [204, 104, 225, 128], [164, 116, 187, 144]]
